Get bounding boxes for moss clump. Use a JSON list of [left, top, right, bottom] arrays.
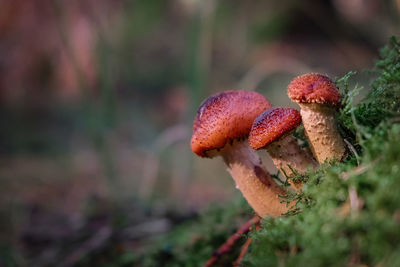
[[244, 124, 400, 266], [243, 37, 400, 266]]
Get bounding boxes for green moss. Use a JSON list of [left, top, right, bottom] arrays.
[[244, 124, 400, 266]]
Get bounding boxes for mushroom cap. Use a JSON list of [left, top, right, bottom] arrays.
[[288, 73, 341, 105], [249, 107, 301, 149], [191, 90, 271, 157]]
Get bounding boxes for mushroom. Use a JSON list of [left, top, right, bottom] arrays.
[[288, 73, 346, 163], [191, 90, 289, 217], [249, 107, 318, 188]]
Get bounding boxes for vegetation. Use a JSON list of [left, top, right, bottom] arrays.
[[136, 37, 400, 266], [1, 2, 398, 266]]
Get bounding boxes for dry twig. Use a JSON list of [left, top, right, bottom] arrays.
[[205, 216, 260, 267], [339, 158, 380, 180], [233, 221, 261, 266]]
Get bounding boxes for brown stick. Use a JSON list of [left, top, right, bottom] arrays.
[[233, 222, 261, 266], [204, 216, 260, 267]]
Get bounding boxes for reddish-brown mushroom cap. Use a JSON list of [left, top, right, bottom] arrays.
[[288, 73, 341, 105], [190, 90, 271, 157], [249, 107, 301, 149]]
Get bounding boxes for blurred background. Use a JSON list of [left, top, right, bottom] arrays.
[[0, 0, 398, 265]]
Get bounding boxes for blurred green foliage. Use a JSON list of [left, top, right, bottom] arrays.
[[135, 198, 252, 266]]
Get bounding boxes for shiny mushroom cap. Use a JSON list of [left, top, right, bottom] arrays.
[[191, 90, 271, 157], [249, 107, 301, 149], [288, 73, 341, 105]]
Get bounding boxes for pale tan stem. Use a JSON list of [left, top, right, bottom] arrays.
[[266, 134, 318, 188], [299, 103, 346, 163], [218, 140, 288, 217]]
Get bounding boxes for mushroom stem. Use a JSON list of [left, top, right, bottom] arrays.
[[216, 139, 289, 217], [266, 134, 318, 188], [299, 103, 346, 163]]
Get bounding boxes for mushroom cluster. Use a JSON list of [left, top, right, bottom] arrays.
[[190, 73, 346, 218], [191, 90, 288, 217]]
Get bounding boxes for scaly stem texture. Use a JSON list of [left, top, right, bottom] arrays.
[[220, 140, 288, 217], [266, 134, 317, 188], [299, 103, 346, 163]]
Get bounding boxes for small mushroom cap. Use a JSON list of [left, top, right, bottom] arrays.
[[249, 107, 301, 149], [191, 90, 271, 157], [288, 73, 341, 105]]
